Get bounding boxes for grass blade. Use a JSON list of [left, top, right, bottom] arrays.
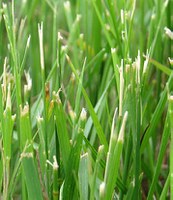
[[104, 111, 128, 199], [22, 157, 43, 200], [141, 73, 173, 153], [66, 54, 108, 152], [169, 95, 173, 199], [79, 153, 89, 200], [147, 113, 170, 199], [149, 58, 172, 76], [54, 92, 71, 173], [63, 108, 86, 199]]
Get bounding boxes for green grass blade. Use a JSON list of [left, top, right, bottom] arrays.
[[149, 58, 172, 76], [84, 76, 113, 138], [54, 92, 71, 173], [20, 104, 33, 152], [19, 103, 43, 200], [79, 153, 89, 200], [2, 84, 15, 159], [160, 173, 170, 200], [169, 95, 173, 199], [104, 111, 128, 199], [22, 157, 43, 200], [85, 48, 106, 72], [63, 109, 86, 199], [74, 58, 86, 120], [141, 73, 173, 153], [91, 0, 112, 46], [147, 113, 170, 199], [66, 54, 108, 152]]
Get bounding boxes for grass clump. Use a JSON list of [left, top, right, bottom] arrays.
[[0, 0, 173, 199]]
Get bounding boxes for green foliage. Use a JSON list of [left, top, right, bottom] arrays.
[[0, 0, 173, 199]]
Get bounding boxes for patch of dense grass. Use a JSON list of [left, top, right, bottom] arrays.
[[0, 0, 173, 199]]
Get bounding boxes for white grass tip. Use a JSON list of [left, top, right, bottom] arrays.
[[65, 54, 71, 63], [61, 45, 68, 52], [164, 27, 173, 40], [24, 71, 32, 93], [79, 33, 84, 39], [38, 22, 44, 70], [111, 48, 116, 54], [20, 103, 29, 117], [3, 57, 7, 70], [105, 24, 110, 31], [37, 115, 43, 123], [118, 111, 128, 142], [111, 107, 118, 137], [135, 50, 141, 84], [46, 159, 54, 168], [53, 155, 59, 170], [76, 14, 81, 22], [21, 152, 33, 158], [168, 57, 173, 66], [80, 108, 87, 121], [2, 57, 7, 100], [58, 32, 63, 41], [119, 61, 124, 117], [64, 1, 70, 11], [121, 9, 124, 24], [81, 152, 88, 158], [169, 95, 173, 101], [151, 14, 155, 20], [99, 182, 105, 198], [2, 3, 7, 9], [26, 35, 31, 48], [143, 49, 149, 74], [98, 145, 104, 153], [6, 83, 11, 110], [12, 114, 16, 121], [7, 43, 10, 50]]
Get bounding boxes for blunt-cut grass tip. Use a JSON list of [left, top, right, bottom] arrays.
[[2, 3, 7, 9], [98, 145, 104, 153], [20, 103, 29, 117], [76, 14, 82, 22], [121, 9, 124, 24], [6, 83, 11, 110], [37, 115, 43, 123], [24, 71, 32, 93], [99, 182, 105, 198], [26, 35, 31, 48], [118, 111, 128, 142], [111, 48, 116, 54], [64, 1, 70, 11], [169, 95, 173, 101], [119, 60, 124, 117], [168, 57, 173, 66], [58, 32, 63, 41], [53, 155, 59, 170], [38, 22, 44, 71], [80, 108, 87, 121], [164, 27, 173, 40]]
